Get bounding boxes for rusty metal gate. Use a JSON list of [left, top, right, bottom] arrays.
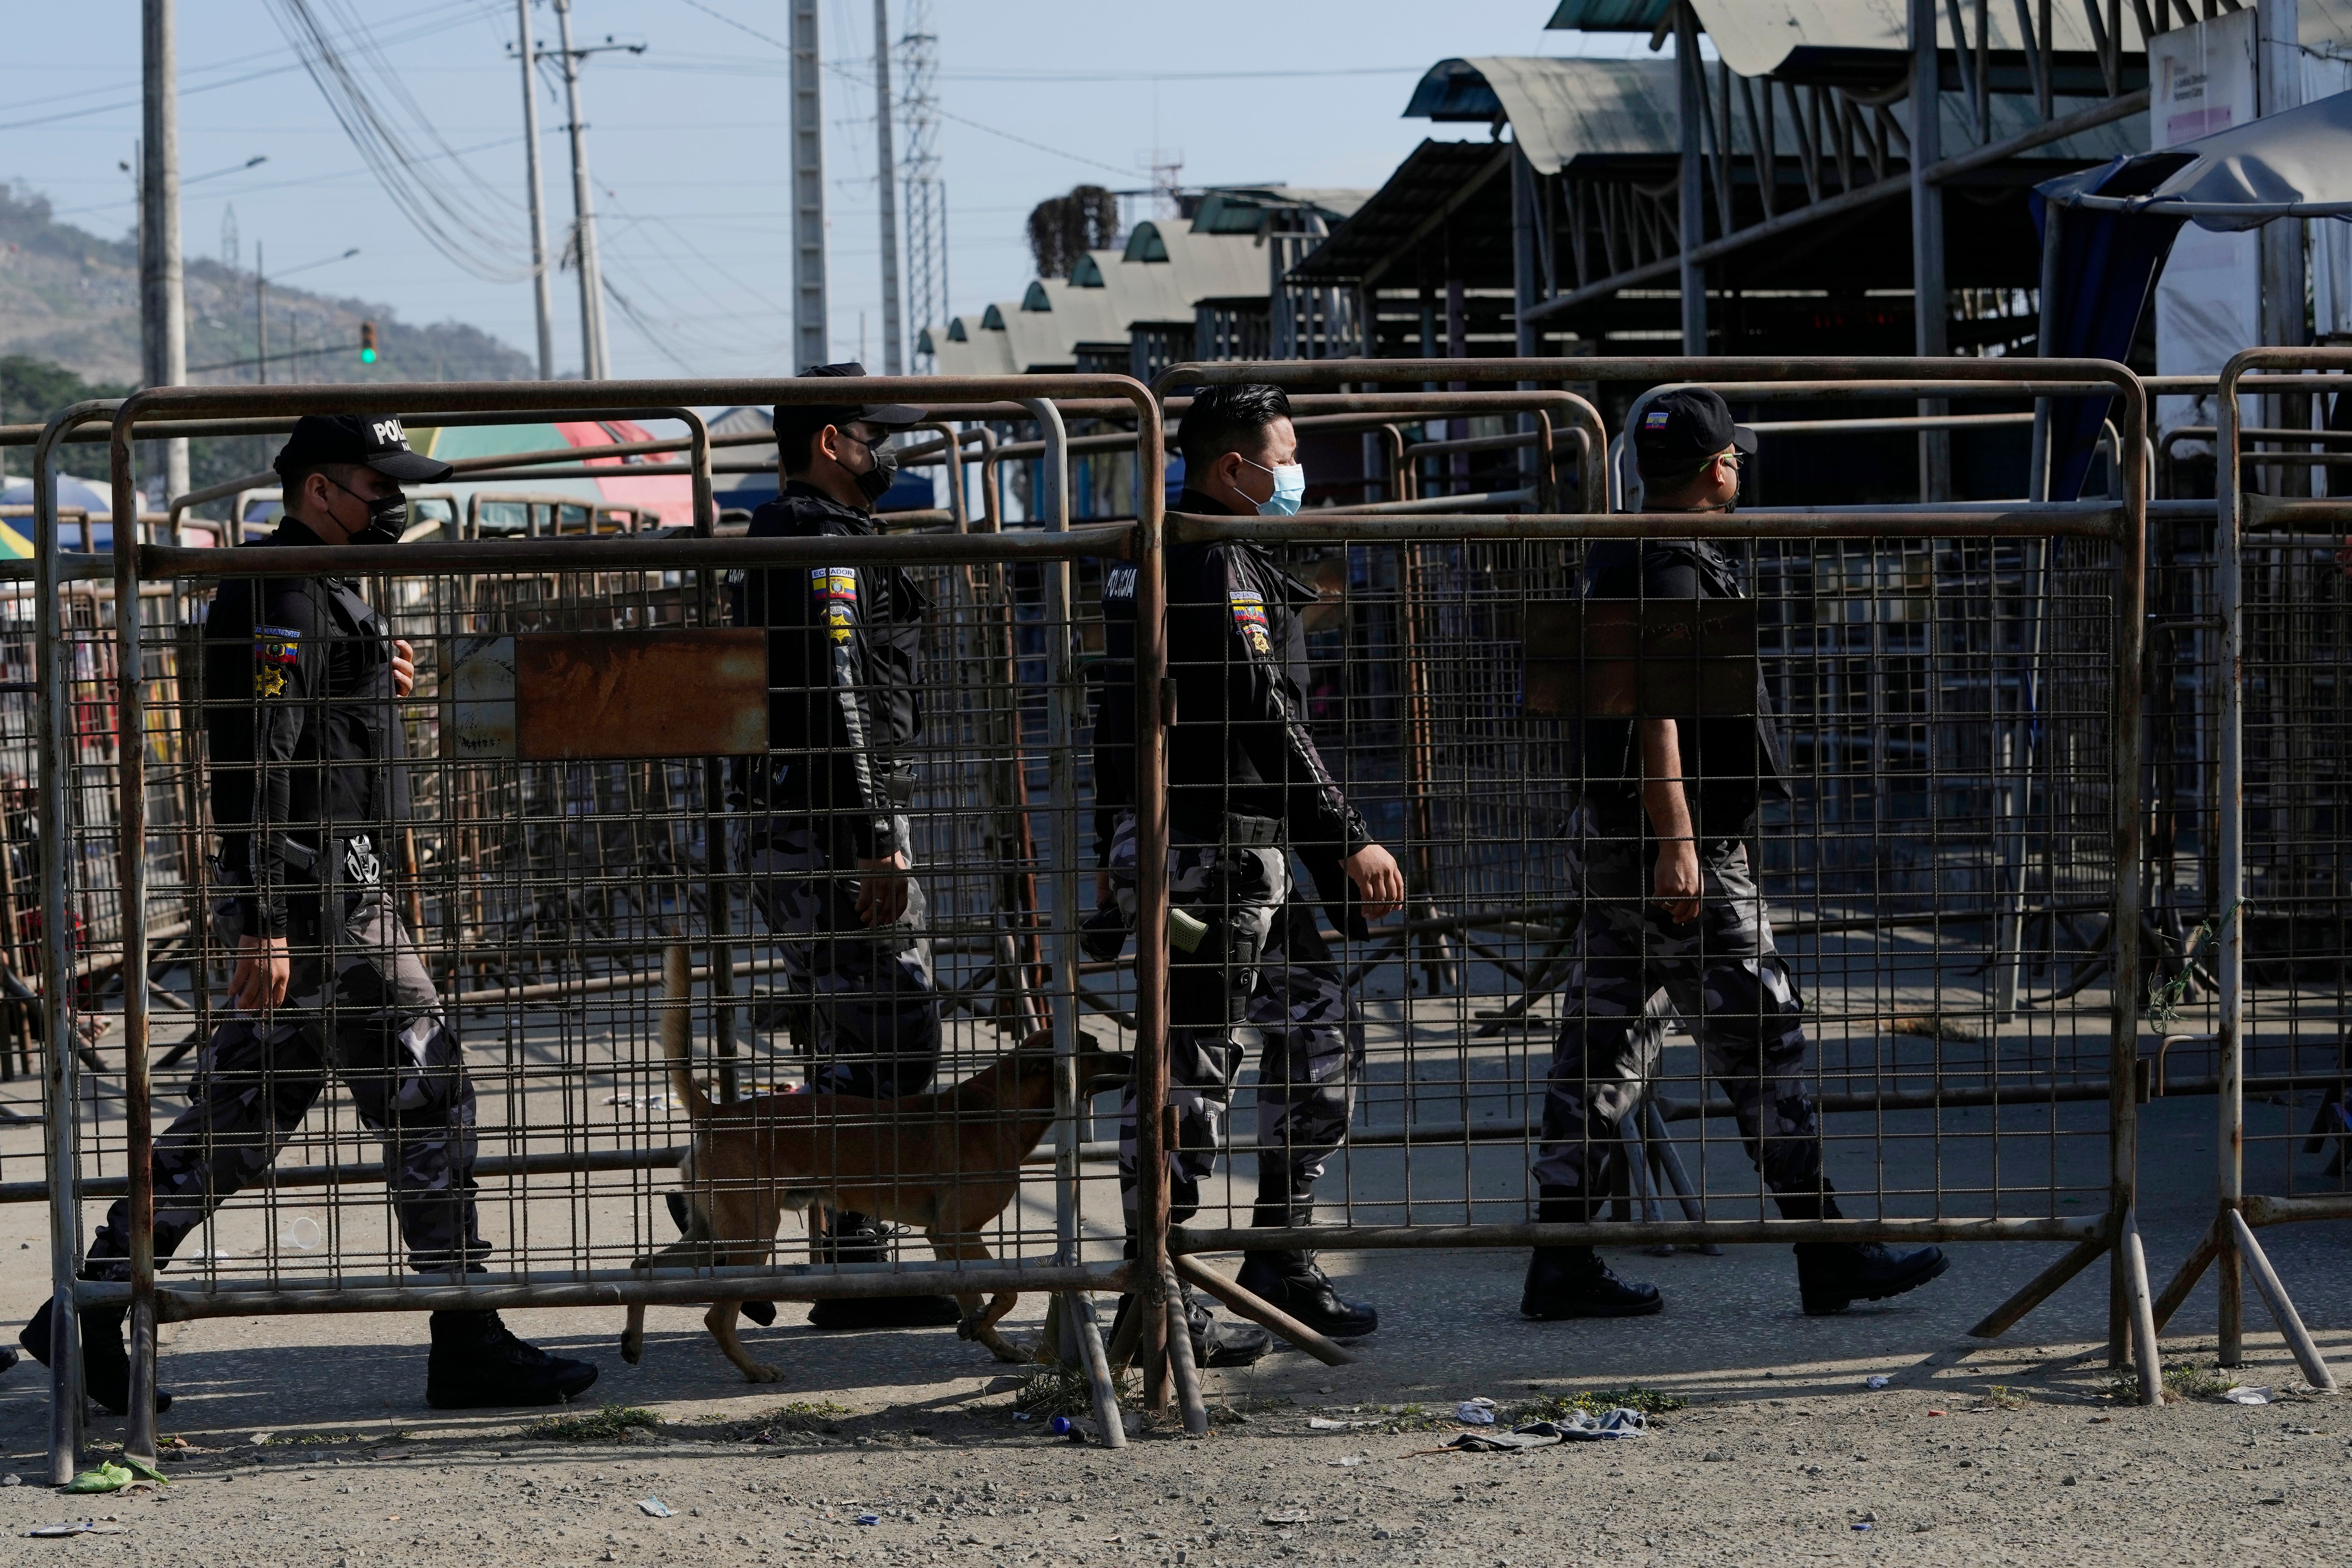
[[28, 376, 1162, 1478], [2149, 347, 2352, 1392], [1128, 356, 2160, 1414]]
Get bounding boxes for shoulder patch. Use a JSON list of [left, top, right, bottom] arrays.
[[810, 566, 858, 603], [253, 624, 300, 696], [1229, 591, 1272, 655]]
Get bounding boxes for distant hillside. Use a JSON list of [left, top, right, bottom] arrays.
[[0, 182, 534, 389]]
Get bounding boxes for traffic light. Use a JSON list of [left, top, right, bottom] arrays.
[[359, 321, 378, 365]]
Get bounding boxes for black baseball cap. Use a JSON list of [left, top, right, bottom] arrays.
[[771, 363, 924, 437], [272, 414, 454, 483], [1632, 388, 1755, 482]]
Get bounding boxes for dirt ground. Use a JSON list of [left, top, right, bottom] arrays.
[[3, 1227, 2349, 1568]]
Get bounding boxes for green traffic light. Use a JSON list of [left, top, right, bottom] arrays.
[[360, 348, 377, 364]]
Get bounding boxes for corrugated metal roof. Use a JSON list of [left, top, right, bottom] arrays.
[[987, 299, 1077, 372], [1545, 0, 1670, 30], [1189, 187, 1372, 232], [1409, 55, 2141, 177], [1550, 1, 2351, 79], [1075, 244, 1192, 327], [1418, 57, 1681, 175], [1286, 138, 1516, 285], [1020, 276, 1124, 346], [932, 313, 1015, 377], [1120, 222, 1273, 303]]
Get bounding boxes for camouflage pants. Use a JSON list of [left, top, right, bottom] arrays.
[[1532, 808, 1822, 1210], [1109, 814, 1362, 1225], [738, 815, 941, 1099], [88, 882, 485, 1279]]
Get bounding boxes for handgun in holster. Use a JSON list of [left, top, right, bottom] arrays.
[[1168, 903, 1262, 1030]]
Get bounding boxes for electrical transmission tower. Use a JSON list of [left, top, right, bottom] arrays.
[[898, 1, 947, 372]]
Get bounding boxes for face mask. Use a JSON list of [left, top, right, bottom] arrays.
[[846, 432, 898, 506], [326, 474, 410, 544], [1241, 457, 1306, 517]]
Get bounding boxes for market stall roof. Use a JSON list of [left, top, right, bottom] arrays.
[[981, 299, 1076, 372], [1545, 0, 2350, 84], [1118, 222, 1270, 305], [2033, 88, 2352, 500], [1405, 55, 2136, 178], [930, 313, 1016, 378], [1020, 277, 1124, 350], [1285, 138, 1518, 287]]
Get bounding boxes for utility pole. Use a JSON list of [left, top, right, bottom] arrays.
[[549, 0, 613, 380], [790, 0, 828, 367], [872, 0, 903, 375], [517, 0, 556, 379], [256, 240, 267, 386], [898, 0, 946, 371], [141, 0, 188, 501]]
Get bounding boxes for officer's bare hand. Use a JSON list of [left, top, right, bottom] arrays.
[[229, 934, 292, 1011], [390, 638, 416, 699], [1653, 842, 1703, 924], [854, 851, 913, 926], [1342, 842, 1405, 921]]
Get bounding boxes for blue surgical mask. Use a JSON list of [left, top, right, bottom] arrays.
[[1242, 456, 1306, 517]]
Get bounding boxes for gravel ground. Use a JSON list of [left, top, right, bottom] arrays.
[[2, 1241, 2348, 1566]]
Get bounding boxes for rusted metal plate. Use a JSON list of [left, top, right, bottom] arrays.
[[510, 629, 768, 760], [1522, 598, 1758, 717], [447, 630, 768, 760]]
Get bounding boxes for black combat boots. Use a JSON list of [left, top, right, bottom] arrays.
[[424, 1310, 599, 1408], [18, 1297, 173, 1417], [805, 1210, 961, 1329], [1793, 1243, 1950, 1315], [1235, 1196, 1377, 1338], [1106, 1236, 1272, 1367], [1520, 1187, 1662, 1319], [1774, 1181, 1949, 1314]]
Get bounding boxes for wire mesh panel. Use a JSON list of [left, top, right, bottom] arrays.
[[54, 527, 1126, 1348], [1150, 514, 2128, 1261], [2234, 528, 2352, 1196], [0, 585, 51, 1172]]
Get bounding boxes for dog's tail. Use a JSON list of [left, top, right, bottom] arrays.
[[663, 943, 713, 1122]]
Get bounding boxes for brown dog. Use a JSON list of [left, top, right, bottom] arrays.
[[620, 945, 1128, 1382]]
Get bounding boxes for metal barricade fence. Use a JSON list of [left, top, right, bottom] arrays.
[[30, 375, 1168, 1478], [1137, 357, 2158, 1406], [2150, 348, 2352, 1391]]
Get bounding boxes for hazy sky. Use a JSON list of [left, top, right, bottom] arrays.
[[6, 1, 1656, 379]]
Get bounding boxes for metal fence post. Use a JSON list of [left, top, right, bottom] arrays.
[[35, 401, 116, 1484], [2215, 353, 2247, 1367], [1125, 387, 1172, 1409]]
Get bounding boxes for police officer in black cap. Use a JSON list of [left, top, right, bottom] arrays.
[[1097, 383, 1400, 1365], [19, 414, 599, 1414], [1521, 388, 1949, 1320], [730, 364, 957, 1330]]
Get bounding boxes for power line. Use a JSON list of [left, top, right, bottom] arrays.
[[671, 0, 1136, 180], [263, 0, 536, 283], [0, 1, 503, 133]]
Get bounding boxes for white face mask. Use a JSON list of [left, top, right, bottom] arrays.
[[1239, 456, 1306, 516]]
